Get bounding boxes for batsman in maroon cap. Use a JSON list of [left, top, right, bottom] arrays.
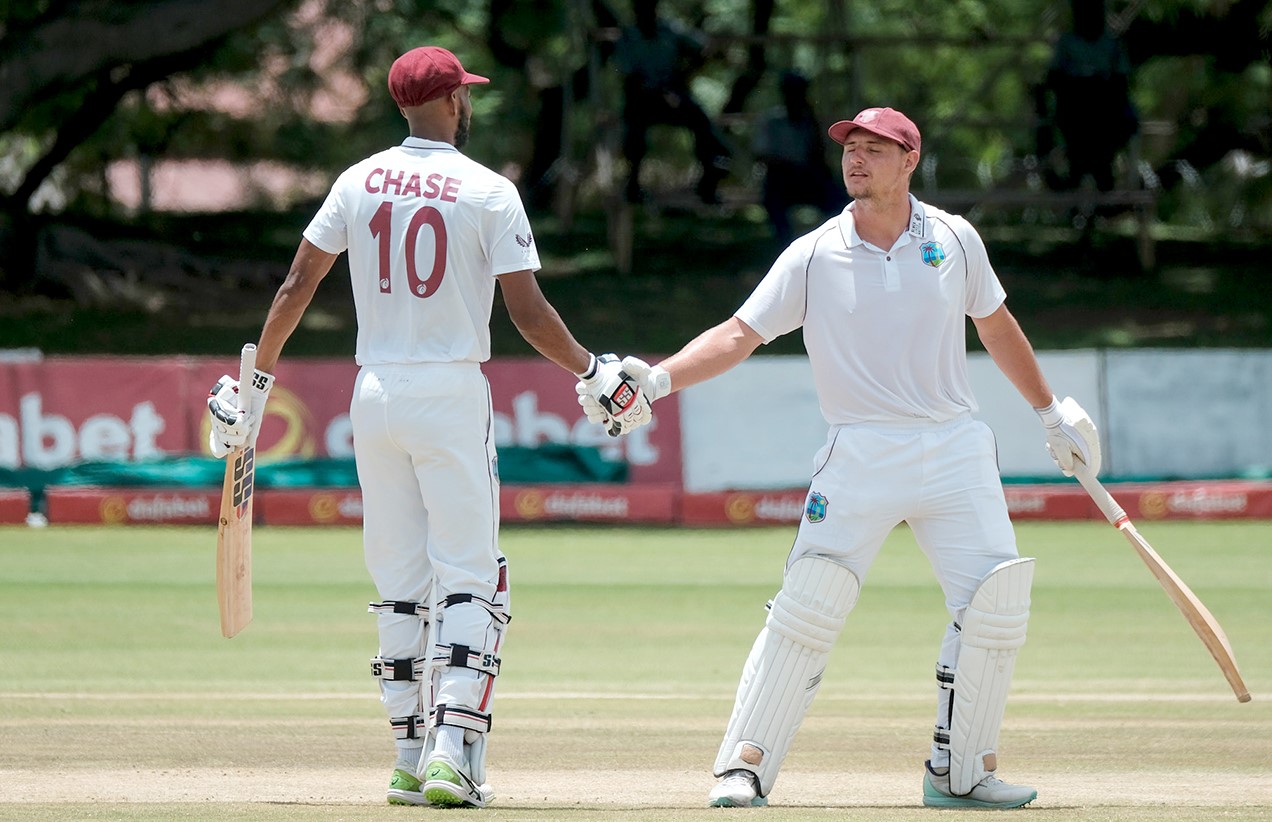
[[205, 45, 650, 809], [594, 106, 1101, 809]]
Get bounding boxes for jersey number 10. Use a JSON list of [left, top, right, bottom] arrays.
[[369, 201, 448, 298]]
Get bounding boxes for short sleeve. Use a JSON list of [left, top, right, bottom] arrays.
[[734, 241, 811, 343], [959, 220, 1007, 318], [482, 178, 541, 275], [302, 169, 356, 254]]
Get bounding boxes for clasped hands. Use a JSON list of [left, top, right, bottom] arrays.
[[575, 354, 671, 437]]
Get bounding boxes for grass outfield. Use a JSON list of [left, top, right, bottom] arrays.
[[1, 521, 1269, 821]]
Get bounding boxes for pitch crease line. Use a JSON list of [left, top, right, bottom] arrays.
[[0, 691, 1240, 703]]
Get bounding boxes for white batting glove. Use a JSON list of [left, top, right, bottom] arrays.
[[576, 353, 652, 436], [575, 354, 619, 436], [242, 367, 275, 447], [1036, 395, 1101, 477], [207, 375, 249, 459], [619, 356, 672, 403], [206, 368, 275, 458]]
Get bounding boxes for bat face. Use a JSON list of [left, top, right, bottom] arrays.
[[229, 446, 255, 520], [217, 448, 254, 638]]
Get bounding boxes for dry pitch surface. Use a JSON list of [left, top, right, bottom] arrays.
[[2, 523, 1269, 821], [6, 690, 1269, 821]]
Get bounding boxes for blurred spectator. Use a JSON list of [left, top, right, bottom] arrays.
[[751, 71, 847, 244], [1036, 0, 1138, 192], [612, 0, 730, 204]]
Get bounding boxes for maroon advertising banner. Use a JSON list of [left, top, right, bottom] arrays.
[[0, 356, 192, 469], [2, 356, 683, 485]]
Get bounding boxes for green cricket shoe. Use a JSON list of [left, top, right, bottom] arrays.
[[922, 760, 1037, 809], [422, 757, 492, 808], [386, 768, 429, 806]]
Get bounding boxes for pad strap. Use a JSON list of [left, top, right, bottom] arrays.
[[933, 663, 955, 750], [442, 593, 511, 625], [369, 600, 430, 618], [434, 703, 492, 734], [371, 656, 426, 682], [390, 713, 428, 740], [434, 643, 501, 677]]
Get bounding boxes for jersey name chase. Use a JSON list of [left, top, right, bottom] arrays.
[[364, 168, 463, 201]]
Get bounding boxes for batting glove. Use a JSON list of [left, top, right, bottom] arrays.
[[242, 367, 275, 447], [1036, 395, 1101, 477], [576, 353, 652, 436], [206, 368, 275, 458], [207, 375, 250, 459], [619, 356, 671, 403]]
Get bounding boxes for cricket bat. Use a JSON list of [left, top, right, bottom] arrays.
[[216, 343, 257, 638], [1074, 465, 1251, 703]]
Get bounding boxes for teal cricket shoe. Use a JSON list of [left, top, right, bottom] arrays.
[[707, 769, 769, 807], [922, 760, 1037, 809]]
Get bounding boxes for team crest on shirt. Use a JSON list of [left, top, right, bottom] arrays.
[[920, 241, 946, 268], [516, 232, 534, 248], [805, 491, 828, 523]]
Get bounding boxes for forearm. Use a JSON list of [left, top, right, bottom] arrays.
[[255, 242, 335, 373], [256, 279, 316, 374], [659, 316, 763, 393], [511, 307, 593, 375], [499, 269, 592, 375], [974, 306, 1053, 408]]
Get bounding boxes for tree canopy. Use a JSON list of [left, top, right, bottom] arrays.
[[0, 0, 1268, 290]]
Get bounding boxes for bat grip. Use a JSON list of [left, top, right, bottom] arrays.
[[238, 344, 257, 409], [1073, 463, 1128, 527]]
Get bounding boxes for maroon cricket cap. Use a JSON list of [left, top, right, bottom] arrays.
[[828, 107, 921, 153], [388, 46, 489, 107]]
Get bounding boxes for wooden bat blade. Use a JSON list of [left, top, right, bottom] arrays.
[[1118, 522, 1251, 703], [217, 444, 254, 637], [1075, 467, 1251, 702]]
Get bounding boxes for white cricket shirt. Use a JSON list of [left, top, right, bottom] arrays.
[[304, 137, 541, 365], [735, 195, 1006, 424]]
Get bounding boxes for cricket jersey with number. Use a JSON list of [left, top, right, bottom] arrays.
[[303, 136, 541, 365], [735, 194, 1007, 425]]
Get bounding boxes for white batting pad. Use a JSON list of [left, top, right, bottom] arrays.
[[946, 557, 1035, 795], [369, 597, 432, 739], [714, 555, 860, 796]]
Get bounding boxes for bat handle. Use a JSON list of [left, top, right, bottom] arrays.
[[1072, 463, 1128, 527], [238, 343, 258, 413]]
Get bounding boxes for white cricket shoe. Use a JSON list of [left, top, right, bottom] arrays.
[[922, 760, 1037, 809], [708, 769, 768, 807]]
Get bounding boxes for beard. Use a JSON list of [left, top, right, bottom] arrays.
[[845, 179, 872, 201], [454, 108, 471, 149]]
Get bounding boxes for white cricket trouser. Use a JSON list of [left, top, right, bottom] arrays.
[[350, 362, 504, 731], [793, 412, 1018, 597], [791, 413, 1020, 764]]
